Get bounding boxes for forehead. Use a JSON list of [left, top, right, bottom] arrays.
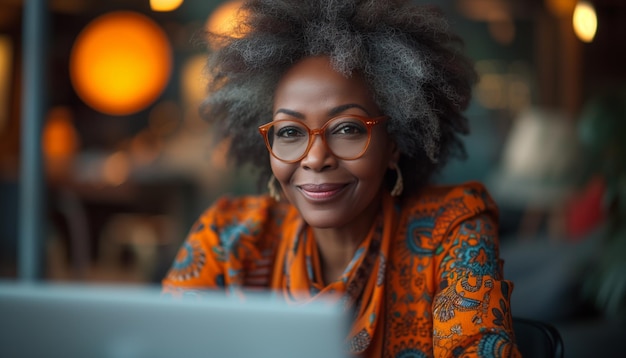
[[273, 56, 378, 114]]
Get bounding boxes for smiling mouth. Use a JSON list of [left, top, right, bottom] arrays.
[[297, 183, 348, 200]]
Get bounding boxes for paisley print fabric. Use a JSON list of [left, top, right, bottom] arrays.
[[162, 181, 521, 357]]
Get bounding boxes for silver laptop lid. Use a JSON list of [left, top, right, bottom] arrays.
[[0, 282, 349, 358]]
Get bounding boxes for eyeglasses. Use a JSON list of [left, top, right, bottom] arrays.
[[258, 114, 388, 163]]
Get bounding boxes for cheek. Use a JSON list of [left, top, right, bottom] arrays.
[[361, 145, 396, 184], [352, 157, 388, 183], [270, 158, 295, 185], [342, 146, 391, 185], [360, 139, 394, 174]]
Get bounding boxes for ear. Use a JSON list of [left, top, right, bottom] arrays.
[[387, 139, 401, 169]]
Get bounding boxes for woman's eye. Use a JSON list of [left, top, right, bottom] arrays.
[[332, 123, 366, 135], [276, 126, 305, 138]]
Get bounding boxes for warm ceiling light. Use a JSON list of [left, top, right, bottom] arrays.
[[70, 11, 172, 116], [573, 1, 598, 43], [150, 0, 184, 12], [206, 0, 247, 38]]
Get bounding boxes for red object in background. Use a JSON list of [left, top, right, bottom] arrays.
[[565, 175, 606, 240]]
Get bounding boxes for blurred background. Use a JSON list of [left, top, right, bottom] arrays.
[[0, 0, 624, 356]]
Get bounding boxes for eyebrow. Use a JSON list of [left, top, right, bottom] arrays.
[[328, 103, 372, 117], [274, 108, 304, 119], [274, 103, 372, 119]]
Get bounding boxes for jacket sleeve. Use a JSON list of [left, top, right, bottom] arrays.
[[161, 203, 227, 297], [161, 196, 275, 297], [431, 185, 521, 357]]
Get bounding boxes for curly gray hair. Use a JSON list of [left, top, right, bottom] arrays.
[[201, 0, 476, 195]]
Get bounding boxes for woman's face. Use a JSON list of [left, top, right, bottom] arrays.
[[270, 56, 398, 229]]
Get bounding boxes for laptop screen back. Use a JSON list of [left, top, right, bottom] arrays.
[[0, 282, 348, 358]]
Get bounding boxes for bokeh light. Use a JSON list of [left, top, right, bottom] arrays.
[[70, 11, 172, 116], [150, 0, 184, 12], [0, 35, 11, 134], [102, 151, 131, 186], [206, 0, 247, 38], [42, 106, 80, 180], [42, 106, 79, 160], [180, 55, 207, 107], [573, 1, 597, 43]]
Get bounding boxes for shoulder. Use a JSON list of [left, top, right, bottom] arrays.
[[403, 181, 496, 211], [399, 181, 498, 240], [402, 181, 497, 216], [190, 195, 291, 255], [163, 195, 289, 289]]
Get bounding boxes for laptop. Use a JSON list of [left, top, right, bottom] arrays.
[[0, 282, 349, 358]]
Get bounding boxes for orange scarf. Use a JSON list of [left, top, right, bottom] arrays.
[[271, 193, 397, 355]]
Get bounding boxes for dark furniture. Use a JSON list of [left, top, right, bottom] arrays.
[[514, 317, 564, 358]]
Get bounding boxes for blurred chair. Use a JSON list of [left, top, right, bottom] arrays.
[[513, 317, 564, 358]]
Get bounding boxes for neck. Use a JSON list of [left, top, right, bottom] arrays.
[[312, 192, 383, 284]]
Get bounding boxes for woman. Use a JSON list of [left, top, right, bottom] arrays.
[[163, 0, 520, 356]]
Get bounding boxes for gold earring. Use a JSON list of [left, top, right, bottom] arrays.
[[390, 163, 403, 197], [268, 175, 281, 201]]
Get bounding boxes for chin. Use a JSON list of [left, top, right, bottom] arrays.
[[299, 208, 350, 229]]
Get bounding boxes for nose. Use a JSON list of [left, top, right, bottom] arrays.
[[300, 133, 336, 171]]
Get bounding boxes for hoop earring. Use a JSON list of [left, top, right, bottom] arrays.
[[390, 163, 403, 197], [268, 175, 281, 201]]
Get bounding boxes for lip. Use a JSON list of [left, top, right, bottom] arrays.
[[297, 183, 348, 201]]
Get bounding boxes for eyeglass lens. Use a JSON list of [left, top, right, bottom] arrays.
[[267, 116, 370, 161]]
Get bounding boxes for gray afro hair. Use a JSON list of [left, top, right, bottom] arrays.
[[201, 0, 477, 194]]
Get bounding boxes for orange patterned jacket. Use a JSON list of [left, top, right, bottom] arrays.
[[163, 181, 521, 357]]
